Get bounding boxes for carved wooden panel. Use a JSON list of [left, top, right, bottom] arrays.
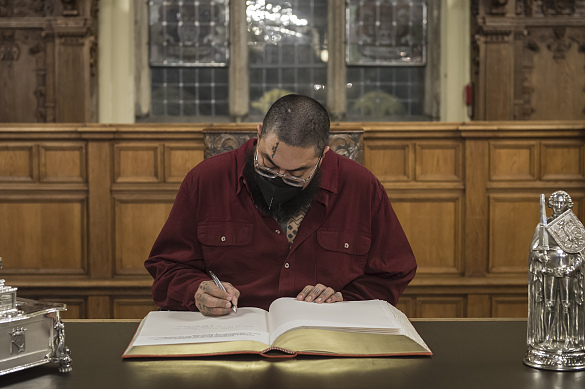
[[0, 29, 46, 122], [0, 0, 98, 122], [415, 297, 466, 318], [0, 144, 36, 181], [490, 141, 538, 181], [114, 143, 161, 183], [485, 32, 513, 120], [114, 196, 174, 276], [415, 142, 462, 182], [113, 298, 159, 320], [204, 131, 365, 163], [365, 141, 412, 182], [0, 196, 87, 274], [56, 34, 90, 122], [40, 143, 86, 183], [491, 296, 528, 318], [390, 194, 462, 274], [523, 27, 585, 121], [541, 141, 584, 181], [473, 1, 585, 120], [164, 143, 204, 183]]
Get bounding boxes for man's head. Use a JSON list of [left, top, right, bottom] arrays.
[[244, 94, 331, 222], [259, 94, 330, 157]]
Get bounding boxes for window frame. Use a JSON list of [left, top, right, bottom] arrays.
[[136, 0, 440, 122]]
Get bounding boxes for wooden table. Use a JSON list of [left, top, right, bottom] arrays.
[[1, 319, 584, 389]]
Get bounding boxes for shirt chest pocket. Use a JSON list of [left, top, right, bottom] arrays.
[[197, 222, 254, 280], [315, 229, 371, 289]]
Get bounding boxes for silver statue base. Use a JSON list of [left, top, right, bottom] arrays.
[[524, 345, 585, 371]]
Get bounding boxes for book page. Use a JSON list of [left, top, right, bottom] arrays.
[[378, 300, 431, 351], [130, 308, 270, 347], [266, 298, 404, 344]]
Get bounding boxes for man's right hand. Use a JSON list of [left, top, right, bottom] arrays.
[[194, 280, 239, 316]]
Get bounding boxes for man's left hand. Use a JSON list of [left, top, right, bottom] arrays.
[[296, 284, 343, 303]]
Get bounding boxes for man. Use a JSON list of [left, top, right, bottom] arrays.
[[145, 94, 416, 316]]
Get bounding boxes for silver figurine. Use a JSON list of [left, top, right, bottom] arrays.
[[524, 191, 585, 370]]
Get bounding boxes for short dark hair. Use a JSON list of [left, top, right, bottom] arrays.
[[261, 94, 330, 155]]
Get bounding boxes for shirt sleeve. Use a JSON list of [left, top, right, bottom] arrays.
[[340, 181, 417, 306], [144, 172, 208, 311]]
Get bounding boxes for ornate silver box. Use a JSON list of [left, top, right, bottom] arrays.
[[0, 258, 71, 375]]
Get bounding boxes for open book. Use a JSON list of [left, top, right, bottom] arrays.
[[123, 298, 431, 358]]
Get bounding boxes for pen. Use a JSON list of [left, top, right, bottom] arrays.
[[209, 271, 237, 313]]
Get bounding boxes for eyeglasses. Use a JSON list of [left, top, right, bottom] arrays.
[[254, 146, 322, 187]]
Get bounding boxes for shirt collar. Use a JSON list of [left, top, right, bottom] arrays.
[[235, 137, 339, 198]]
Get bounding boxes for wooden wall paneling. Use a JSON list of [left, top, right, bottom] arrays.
[[415, 141, 463, 182], [541, 140, 585, 181], [488, 194, 541, 275], [364, 140, 413, 183], [113, 194, 175, 276], [491, 295, 528, 318], [489, 141, 538, 181], [40, 142, 86, 183], [0, 194, 87, 274], [415, 296, 466, 318], [390, 193, 462, 275], [40, 297, 87, 320], [463, 138, 489, 276], [164, 143, 205, 183], [1, 122, 584, 319], [87, 139, 113, 278], [467, 294, 491, 318], [87, 295, 112, 319], [114, 142, 162, 183], [0, 143, 37, 182], [113, 298, 159, 319]]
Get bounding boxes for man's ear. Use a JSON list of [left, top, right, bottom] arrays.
[[256, 124, 262, 139]]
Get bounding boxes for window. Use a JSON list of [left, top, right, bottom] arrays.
[[144, 0, 438, 122], [247, 0, 328, 116]]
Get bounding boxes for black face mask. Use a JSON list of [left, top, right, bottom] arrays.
[[256, 175, 304, 209], [243, 149, 321, 223]]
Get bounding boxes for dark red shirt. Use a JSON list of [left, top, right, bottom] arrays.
[[145, 138, 416, 311]]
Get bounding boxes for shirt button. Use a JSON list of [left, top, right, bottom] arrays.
[[275, 230, 281, 234], [221, 236, 226, 242], [344, 243, 349, 249], [284, 263, 290, 269]]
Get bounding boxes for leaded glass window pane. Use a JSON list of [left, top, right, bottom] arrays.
[[346, 66, 425, 119], [247, 0, 328, 116], [151, 66, 229, 116], [346, 0, 426, 66], [345, 0, 427, 120], [149, 0, 229, 66], [149, 1, 229, 117]]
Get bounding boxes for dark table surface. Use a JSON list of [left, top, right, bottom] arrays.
[[1, 319, 584, 389]]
